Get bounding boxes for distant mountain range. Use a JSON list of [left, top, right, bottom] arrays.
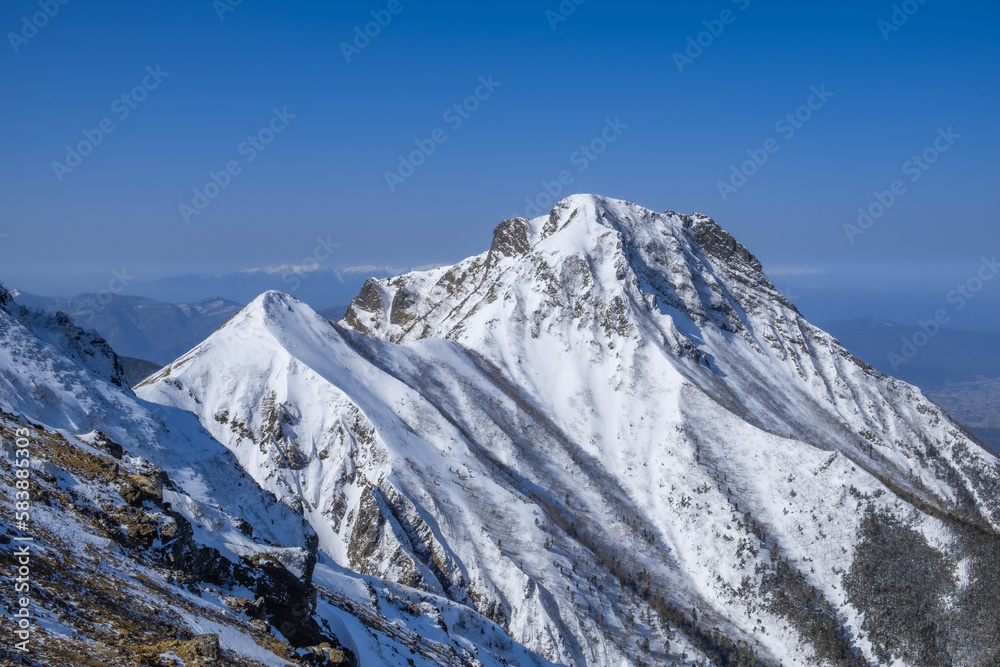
[[117, 265, 404, 311], [118, 356, 165, 386], [9, 290, 243, 366], [318, 305, 349, 321]]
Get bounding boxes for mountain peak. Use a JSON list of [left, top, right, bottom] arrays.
[[345, 194, 785, 344], [524, 195, 765, 281], [236, 290, 327, 332], [249, 289, 300, 312], [684, 210, 763, 272], [129, 291, 308, 375], [176, 289, 335, 365]]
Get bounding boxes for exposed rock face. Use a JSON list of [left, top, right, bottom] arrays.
[[388, 287, 418, 327], [298, 642, 347, 664], [343, 279, 385, 333], [121, 471, 167, 506], [93, 430, 125, 459], [486, 218, 532, 267], [685, 211, 763, 271], [178, 633, 221, 662], [0, 417, 331, 666], [244, 552, 325, 647]]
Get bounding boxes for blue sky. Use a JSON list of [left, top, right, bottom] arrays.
[[1, 1, 998, 325]]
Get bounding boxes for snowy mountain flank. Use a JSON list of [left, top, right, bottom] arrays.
[[3, 195, 999, 666], [0, 282, 548, 665], [130, 195, 999, 666]]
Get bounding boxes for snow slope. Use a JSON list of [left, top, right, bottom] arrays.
[[0, 285, 549, 666], [138, 195, 1000, 666]]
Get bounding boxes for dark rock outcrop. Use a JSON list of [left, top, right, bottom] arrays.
[[487, 218, 531, 266], [685, 212, 763, 272]]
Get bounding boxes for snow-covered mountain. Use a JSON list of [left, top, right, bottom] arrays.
[[0, 286, 550, 665], [136, 195, 1000, 666]]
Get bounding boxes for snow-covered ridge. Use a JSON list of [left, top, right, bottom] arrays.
[[1, 279, 556, 666], [138, 195, 1000, 666], [345, 194, 789, 341]]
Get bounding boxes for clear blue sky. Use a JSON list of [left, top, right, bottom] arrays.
[[1, 1, 998, 323]]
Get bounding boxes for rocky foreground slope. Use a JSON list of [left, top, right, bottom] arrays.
[[128, 195, 1000, 666]]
